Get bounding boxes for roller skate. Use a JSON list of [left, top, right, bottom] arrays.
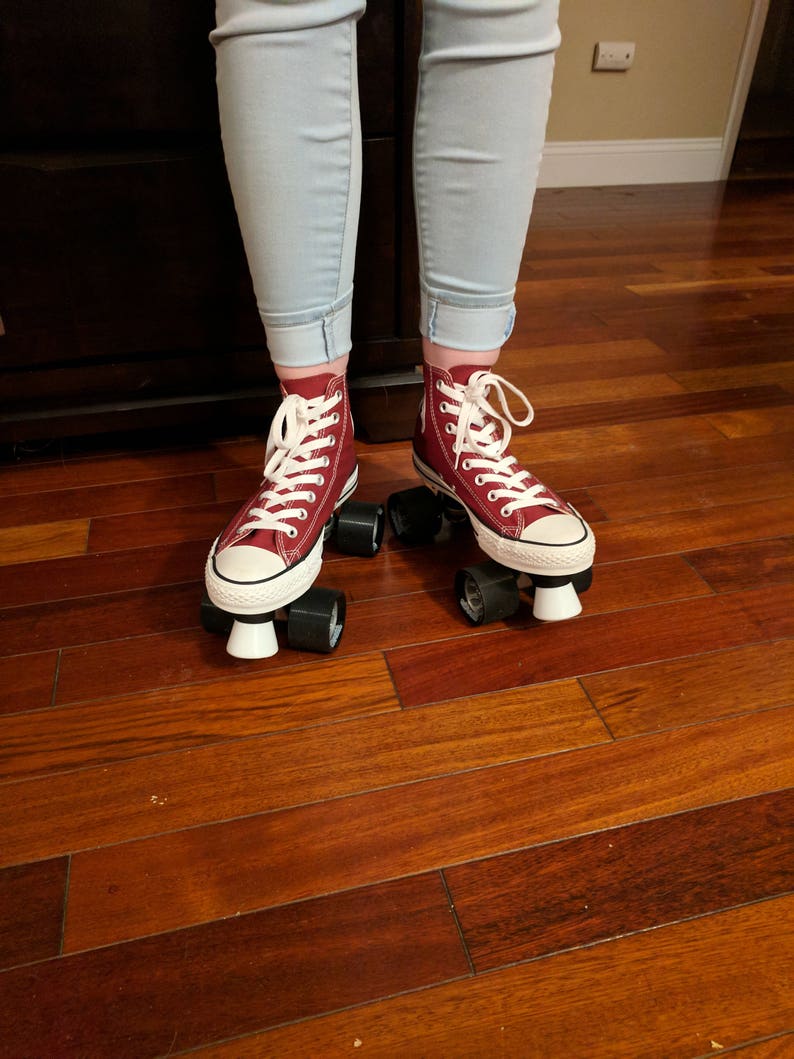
[[203, 371, 384, 658], [388, 363, 595, 626]]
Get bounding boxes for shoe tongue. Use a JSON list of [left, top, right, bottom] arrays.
[[280, 373, 335, 400], [448, 364, 492, 386]]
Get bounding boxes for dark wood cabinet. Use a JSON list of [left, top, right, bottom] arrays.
[[0, 1, 422, 445]]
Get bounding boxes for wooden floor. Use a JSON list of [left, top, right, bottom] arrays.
[[1, 181, 793, 1058]]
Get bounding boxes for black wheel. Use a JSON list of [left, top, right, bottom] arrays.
[[442, 496, 468, 525], [387, 486, 443, 545], [335, 500, 385, 556], [287, 587, 346, 653], [200, 591, 234, 636], [454, 561, 520, 625]]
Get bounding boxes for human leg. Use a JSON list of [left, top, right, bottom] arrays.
[[412, 0, 595, 603], [206, 0, 367, 642]]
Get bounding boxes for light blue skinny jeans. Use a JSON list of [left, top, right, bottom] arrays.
[[210, 0, 560, 368]]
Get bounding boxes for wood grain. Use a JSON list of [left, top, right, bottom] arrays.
[[0, 874, 469, 1058], [190, 895, 794, 1059], [588, 461, 794, 521], [387, 585, 793, 709], [0, 652, 400, 781], [445, 790, 794, 970], [583, 640, 794, 737], [0, 582, 199, 657], [0, 858, 68, 971], [56, 706, 794, 950], [686, 536, 794, 592], [0, 473, 215, 529], [0, 653, 57, 715], [0, 520, 88, 566], [0, 539, 210, 609], [591, 495, 794, 564]]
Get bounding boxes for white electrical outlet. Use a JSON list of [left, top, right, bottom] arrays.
[[593, 41, 635, 71]]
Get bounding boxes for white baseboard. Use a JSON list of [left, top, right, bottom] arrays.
[[538, 138, 724, 188]]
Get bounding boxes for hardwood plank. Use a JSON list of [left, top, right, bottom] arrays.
[[591, 495, 794, 565], [0, 652, 57, 715], [588, 462, 794, 521], [52, 707, 794, 949], [687, 537, 794, 593], [0, 473, 215, 529], [0, 439, 266, 497], [52, 554, 711, 706], [707, 406, 794, 439], [0, 582, 199, 657], [0, 539, 209, 608], [0, 874, 469, 1058], [0, 653, 400, 782], [582, 641, 794, 737], [672, 360, 794, 394], [445, 790, 794, 971], [0, 520, 88, 567], [0, 858, 68, 971], [530, 386, 793, 437], [387, 585, 794, 709], [530, 430, 794, 493], [627, 274, 794, 296], [87, 499, 238, 552], [62, 680, 608, 949], [192, 896, 794, 1059]]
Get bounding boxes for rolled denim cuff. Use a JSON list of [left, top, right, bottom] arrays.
[[263, 289, 353, 368], [420, 285, 516, 352]]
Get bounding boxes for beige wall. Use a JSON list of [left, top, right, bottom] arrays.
[[547, 0, 755, 141]]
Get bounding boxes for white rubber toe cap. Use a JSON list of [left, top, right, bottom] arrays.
[[521, 511, 587, 546], [214, 544, 286, 583]]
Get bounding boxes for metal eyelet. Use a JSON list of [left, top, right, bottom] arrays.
[[435, 380, 443, 391], [328, 435, 336, 447], [334, 389, 342, 400], [288, 527, 298, 538], [474, 474, 484, 485], [307, 491, 316, 503], [322, 456, 330, 467], [487, 490, 497, 502], [317, 475, 325, 487], [445, 423, 455, 434], [501, 506, 511, 518], [332, 412, 340, 424]]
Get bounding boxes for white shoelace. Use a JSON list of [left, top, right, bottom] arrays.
[[438, 371, 564, 518], [235, 389, 342, 540]]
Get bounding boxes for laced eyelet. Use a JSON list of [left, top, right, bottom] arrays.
[[322, 457, 330, 467], [317, 475, 325, 487], [334, 390, 342, 401], [439, 401, 449, 413], [435, 380, 443, 391], [487, 490, 497, 502], [327, 435, 336, 447], [332, 412, 340, 424], [296, 508, 308, 520], [287, 527, 298, 538], [445, 423, 455, 434], [307, 491, 316, 503], [474, 474, 484, 485], [462, 459, 472, 470], [500, 506, 512, 518]]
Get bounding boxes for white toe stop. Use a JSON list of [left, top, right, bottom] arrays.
[[226, 619, 279, 659], [532, 582, 582, 622]]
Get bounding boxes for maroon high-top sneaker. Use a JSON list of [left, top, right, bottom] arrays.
[[205, 371, 357, 616], [413, 362, 595, 581]]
